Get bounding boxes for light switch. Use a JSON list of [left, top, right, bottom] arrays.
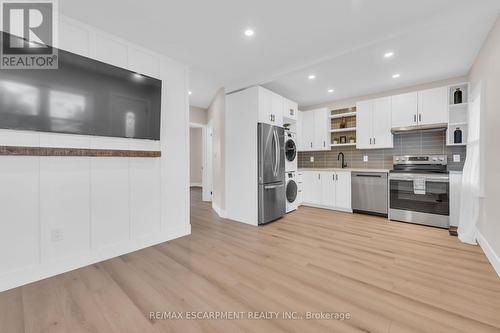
[[310, 156, 314, 163], [453, 155, 461, 163], [363, 155, 368, 162]]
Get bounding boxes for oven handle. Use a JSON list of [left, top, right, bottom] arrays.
[[389, 176, 449, 183]]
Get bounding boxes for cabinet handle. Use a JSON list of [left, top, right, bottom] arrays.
[[290, 109, 294, 116], [336, 174, 338, 181], [318, 173, 321, 180], [373, 137, 376, 145], [270, 114, 273, 122], [333, 173, 335, 181], [419, 114, 422, 122], [323, 141, 326, 147], [310, 142, 313, 148], [370, 138, 372, 145], [414, 114, 417, 123]]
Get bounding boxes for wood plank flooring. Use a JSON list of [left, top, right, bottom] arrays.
[[1, 188, 500, 332]]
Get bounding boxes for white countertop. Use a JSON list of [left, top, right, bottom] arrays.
[[298, 168, 391, 173]]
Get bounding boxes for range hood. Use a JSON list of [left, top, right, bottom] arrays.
[[391, 123, 448, 134]]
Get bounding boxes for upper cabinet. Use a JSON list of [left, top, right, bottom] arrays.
[[391, 92, 418, 128], [417, 87, 448, 126], [258, 87, 284, 126], [391, 87, 447, 128], [283, 98, 298, 121], [298, 108, 329, 151], [356, 97, 393, 149]]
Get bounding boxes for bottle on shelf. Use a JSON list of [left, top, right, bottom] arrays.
[[454, 88, 463, 104], [454, 127, 463, 144]]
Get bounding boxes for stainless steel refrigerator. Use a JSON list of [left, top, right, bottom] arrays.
[[258, 123, 286, 225]]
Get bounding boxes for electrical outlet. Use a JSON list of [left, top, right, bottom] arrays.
[[453, 155, 461, 163], [51, 228, 63, 242], [310, 156, 314, 163], [363, 155, 368, 162]]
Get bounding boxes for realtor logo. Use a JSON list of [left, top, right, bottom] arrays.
[[0, 0, 58, 69]]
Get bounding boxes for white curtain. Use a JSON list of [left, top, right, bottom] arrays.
[[458, 83, 482, 244]]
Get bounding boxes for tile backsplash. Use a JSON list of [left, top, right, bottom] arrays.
[[298, 130, 466, 171]]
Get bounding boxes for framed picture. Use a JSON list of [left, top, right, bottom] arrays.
[[340, 136, 347, 144]]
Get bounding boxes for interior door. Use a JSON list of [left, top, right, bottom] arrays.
[[321, 172, 335, 207], [356, 100, 373, 149], [335, 171, 352, 211], [372, 97, 393, 148], [418, 87, 447, 126], [391, 92, 418, 128]]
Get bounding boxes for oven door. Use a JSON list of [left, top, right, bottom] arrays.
[[389, 175, 450, 228]]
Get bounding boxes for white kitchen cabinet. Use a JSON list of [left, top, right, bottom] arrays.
[[450, 172, 463, 228], [301, 170, 351, 212], [298, 109, 329, 151], [356, 97, 393, 149], [417, 87, 448, 126], [314, 108, 330, 150], [258, 87, 283, 126], [321, 171, 336, 207], [391, 88, 447, 128], [302, 171, 322, 205], [300, 111, 315, 151], [391, 92, 418, 128], [335, 171, 352, 211], [283, 98, 298, 121]]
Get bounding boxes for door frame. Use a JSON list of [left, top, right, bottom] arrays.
[[190, 122, 213, 202]]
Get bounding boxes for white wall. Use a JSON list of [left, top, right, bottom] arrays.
[[0, 16, 191, 291], [190, 106, 207, 125], [190, 127, 203, 186], [469, 16, 500, 276], [207, 88, 226, 216]]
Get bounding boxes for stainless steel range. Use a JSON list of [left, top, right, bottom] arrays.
[[389, 155, 450, 228]]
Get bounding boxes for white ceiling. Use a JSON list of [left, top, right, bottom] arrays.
[[59, 0, 500, 108]]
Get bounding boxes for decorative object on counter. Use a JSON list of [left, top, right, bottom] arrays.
[[454, 88, 463, 104], [333, 138, 339, 145], [340, 136, 347, 144], [454, 127, 463, 144], [340, 117, 347, 129], [349, 136, 356, 144], [283, 123, 291, 129]]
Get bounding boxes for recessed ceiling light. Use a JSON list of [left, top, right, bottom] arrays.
[[392, 73, 401, 79], [308, 74, 316, 80], [244, 29, 254, 37], [188, 91, 192, 95], [384, 51, 395, 58], [327, 88, 335, 93]]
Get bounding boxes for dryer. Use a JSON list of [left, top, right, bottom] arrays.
[[284, 130, 298, 172], [286, 172, 299, 213]]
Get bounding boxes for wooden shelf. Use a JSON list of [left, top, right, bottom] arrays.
[[329, 112, 356, 119], [449, 103, 468, 108], [447, 143, 466, 147], [449, 122, 467, 127], [330, 143, 356, 147], [330, 127, 356, 133]]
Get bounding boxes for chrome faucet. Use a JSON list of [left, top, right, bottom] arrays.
[[338, 152, 348, 169]]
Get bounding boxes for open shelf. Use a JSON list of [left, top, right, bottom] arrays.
[[330, 143, 356, 147], [330, 127, 356, 133], [329, 111, 356, 119]]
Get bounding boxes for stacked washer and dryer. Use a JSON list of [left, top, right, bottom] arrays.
[[284, 130, 299, 213]]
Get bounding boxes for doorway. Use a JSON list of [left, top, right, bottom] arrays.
[[190, 122, 213, 202]]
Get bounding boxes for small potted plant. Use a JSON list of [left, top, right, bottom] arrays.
[[349, 136, 356, 144], [333, 137, 339, 145]]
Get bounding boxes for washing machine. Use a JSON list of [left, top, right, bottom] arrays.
[[284, 130, 297, 172], [286, 172, 299, 213]]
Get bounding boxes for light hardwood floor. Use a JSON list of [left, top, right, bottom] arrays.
[[1, 188, 500, 332]]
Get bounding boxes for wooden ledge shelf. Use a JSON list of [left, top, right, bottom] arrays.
[[0, 146, 161, 157]]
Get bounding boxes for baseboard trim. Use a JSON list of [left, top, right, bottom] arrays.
[[212, 203, 226, 218], [301, 203, 353, 214], [477, 231, 500, 278], [0, 225, 191, 292]]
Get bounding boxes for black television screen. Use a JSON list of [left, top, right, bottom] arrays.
[[0, 34, 162, 140]]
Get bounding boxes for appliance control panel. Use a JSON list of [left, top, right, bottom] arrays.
[[393, 155, 447, 165]]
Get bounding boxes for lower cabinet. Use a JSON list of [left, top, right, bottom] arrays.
[[301, 170, 352, 212]]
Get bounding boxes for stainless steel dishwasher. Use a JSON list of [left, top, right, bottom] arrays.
[[351, 172, 388, 217]]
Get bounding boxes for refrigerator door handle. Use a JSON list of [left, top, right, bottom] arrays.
[[274, 129, 279, 176]]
